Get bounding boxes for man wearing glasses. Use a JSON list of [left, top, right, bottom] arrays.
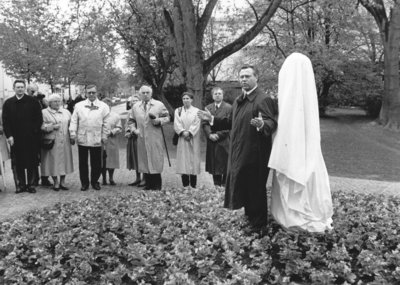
[[69, 85, 110, 191]]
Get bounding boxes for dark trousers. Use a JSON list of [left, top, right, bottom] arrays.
[[10, 148, 36, 189], [144, 173, 162, 190], [181, 174, 197, 188], [78, 145, 102, 187], [213, 174, 226, 186], [34, 167, 49, 185]]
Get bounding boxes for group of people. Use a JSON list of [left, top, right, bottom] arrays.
[[0, 52, 333, 233], [125, 53, 333, 232], [0, 82, 123, 193], [196, 53, 333, 232]]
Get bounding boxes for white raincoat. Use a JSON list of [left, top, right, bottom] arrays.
[[174, 106, 201, 175]]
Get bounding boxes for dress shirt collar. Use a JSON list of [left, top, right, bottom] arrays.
[[16, 94, 25, 100], [48, 107, 62, 114], [85, 98, 100, 105], [140, 98, 153, 107], [243, 85, 258, 97]]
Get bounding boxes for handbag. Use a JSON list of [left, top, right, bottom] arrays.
[[41, 109, 58, 150], [172, 107, 182, 146]]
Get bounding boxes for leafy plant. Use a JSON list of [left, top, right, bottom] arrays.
[[0, 187, 399, 284]]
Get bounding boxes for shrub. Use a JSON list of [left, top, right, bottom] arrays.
[[0, 188, 399, 284]]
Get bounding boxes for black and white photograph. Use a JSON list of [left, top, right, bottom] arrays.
[[0, 0, 399, 284]]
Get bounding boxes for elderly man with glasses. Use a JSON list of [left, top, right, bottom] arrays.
[[69, 84, 110, 191]]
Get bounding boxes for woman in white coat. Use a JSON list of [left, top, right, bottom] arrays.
[[268, 52, 333, 232], [40, 94, 74, 191], [174, 92, 201, 188], [102, 98, 122, 185]]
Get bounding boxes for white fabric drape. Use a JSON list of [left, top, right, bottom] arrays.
[[268, 52, 333, 232]]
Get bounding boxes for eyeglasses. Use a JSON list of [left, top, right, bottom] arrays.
[[87, 92, 96, 95]]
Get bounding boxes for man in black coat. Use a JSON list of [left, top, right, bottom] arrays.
[[2, 79, 43, 193], [202, 87, 232, 187], [198, 65, 277, 227]]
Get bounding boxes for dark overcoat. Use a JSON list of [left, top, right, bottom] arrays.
[[214, 87, 277, 223], [2, 95, 43, 168], [203, 101, 232, 175]]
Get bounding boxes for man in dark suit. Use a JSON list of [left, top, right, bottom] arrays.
[[2, 79, 43, 193], [202, 87, 232, 187], [198, 65, 277, 227]]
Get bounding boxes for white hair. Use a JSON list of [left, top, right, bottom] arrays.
[[139, 85, 153, 94], [48, 93, 62, 102]]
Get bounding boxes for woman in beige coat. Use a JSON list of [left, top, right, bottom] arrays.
[[40, 94, 74, 191], [174, 92, 201, 188], [102, 98, 122, 185]]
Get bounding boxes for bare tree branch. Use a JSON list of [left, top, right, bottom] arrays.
[[204, 0, 282, 75], [197, 0, 218, 44]]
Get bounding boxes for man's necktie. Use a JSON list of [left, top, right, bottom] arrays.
[[144, 102, 147, 111]]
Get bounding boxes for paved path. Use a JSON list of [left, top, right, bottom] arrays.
[[0, 104, 399, 222]]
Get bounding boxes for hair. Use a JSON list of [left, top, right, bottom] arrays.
[[181, 91, 194, 99], [48, 94, 62, 102], [211, 87, 224, 95], [239, 65, 259, 78], [13, 79, 26, 88], [86, 84, 97, 90]]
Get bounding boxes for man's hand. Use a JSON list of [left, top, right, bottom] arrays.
[[197, 109, 212, 121], [250, 112, 264, 129], [133, 129, 140, 136], [7, 136, 14, 146], [70, 138, 76, 145], [101, 138, 108, 144], [209, 134, 219, 142]]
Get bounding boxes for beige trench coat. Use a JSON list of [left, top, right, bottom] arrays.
[[128, 99, 169, 174], [104, 111, 122, 169], [174, 106, 201, 175], [40, 107, 74, 176]]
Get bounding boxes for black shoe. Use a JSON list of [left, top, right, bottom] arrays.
[[59, 185, 69, 191], [109, 180, 116, 186], [143, 186, 152, 190], [102, 180, 107, 185], [27, 187, 36, 193], [15, 187, 25, 194], [53, 186, 60, 191], [129, 180, 141, 186], [41, 180, 53, 187], [81, 185, 89, 191], [92, 183, 101, 190]]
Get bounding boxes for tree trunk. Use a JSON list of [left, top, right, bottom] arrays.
[[380, 4, 400, 130], [68, 81, 72, 100], [168, 0, 205, 108], [164, 0, 282, 109]]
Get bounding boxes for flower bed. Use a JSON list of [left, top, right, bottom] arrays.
[[0, 187, 399, 284]]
